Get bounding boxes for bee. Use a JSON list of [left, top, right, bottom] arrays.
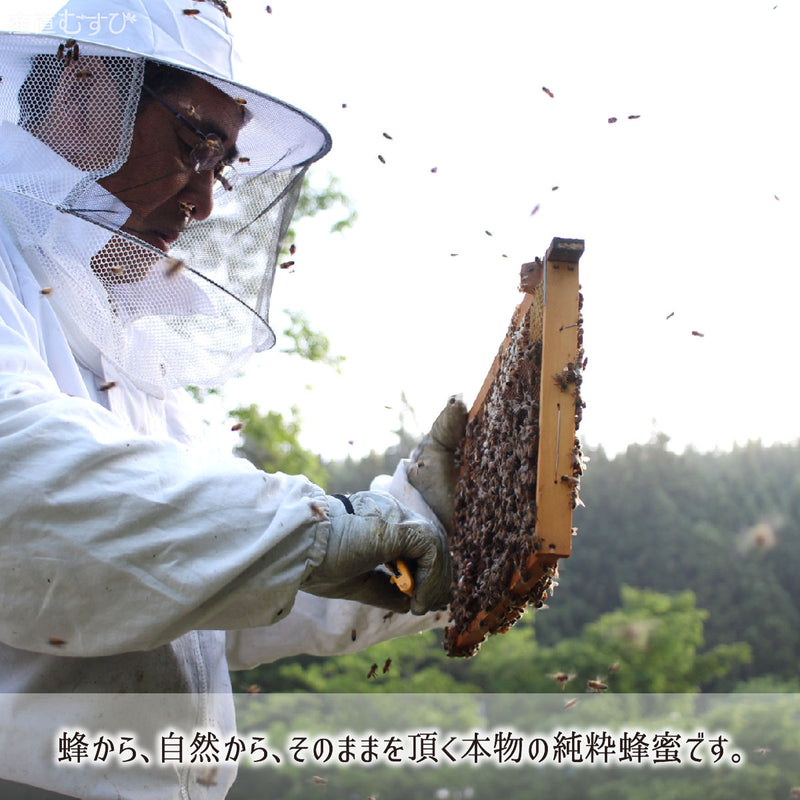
[[230, 422, 243, 432], [430, 166, 438, 173], [341, 102, 347, 108], [98, 381, 116, 392], [367, 663, 378, 679], [185, 104, 198, 118], [235, 97, 247, 105], [627, 114, 641, 119], [666, 311, 675, 320], [238, 156, 250, 163], [485, 230, 493, 236], [310, 776, 327, 786], [48, 636, 67, 647], [563, 698, 579, 710], [56, 43, 65, 60], [165, 257, 186, 278], [551, 185, 559, 191], [587, 679, 608, 692], [351, 629, 357, 642], [450, 253, 459, 257], [247, 684, 261, 694], [377, 155, 386, 164], [310, 503, 326, 521], [182, 9, 201, 15], [76, 70, 93, 79], [382, 132, 393, 140], [196, 768, 218, 787], [209, 0, 232, 17], [289, 243, 296, 255], [279, 260, 295, 269], [382, 658, 392, 674], [691, 330, 705, 337], [382, 611, 394, 621], [542, 86, 554, 98], [40, 286, 53, 296], [549, 671, 575, 690], [266, 5, 273, 13], [754, 747, 770, 756], [608, 116, 618, 124], [608, 661, 620, 673], [530, 203, 540, 216]]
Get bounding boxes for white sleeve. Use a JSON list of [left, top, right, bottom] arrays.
[[226, 461, 450, 670], [226, 591, 447, 669], [0, 283, 330, 658]]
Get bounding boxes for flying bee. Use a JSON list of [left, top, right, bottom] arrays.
[[310, 776, 327, 786], [76, 70, 93, 79], [608, 116, 618, 124], [587, 679, 608, 692], [691, 330, 705, 338], [266, 5, 273, 12], [230, 422, 243, 432], [627, 114, 641, 119], [238, 156, 250, 163], [196, 768, 218, 787], [367, 663, 378, 679], [563, 698, 579, 710], [382, 658, 392, 674], [40, 286, 53, 296], [247, 684, 261, 694], [382, 132, 393, 139], [542, 86, 554, 98], [235, 96, 247, 105], [351, 629, 357, 642], [549, 671, 576, 690], [98, 381, 116, 392], [377, 155, 386, 164], [309, 503, 326, 521], [382, 611, 394, 621], [289, 243, 296, 255], [279, 260, 295, 270], [48, 636, 67, 647], [183, 8, 201, 15], [430, 166, 438, 173]]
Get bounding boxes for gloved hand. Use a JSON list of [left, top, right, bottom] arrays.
[[302, 492, 452, 614], [406, 396, 468, 535]]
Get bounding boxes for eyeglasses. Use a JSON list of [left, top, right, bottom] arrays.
[[141, 84, 231, 179]]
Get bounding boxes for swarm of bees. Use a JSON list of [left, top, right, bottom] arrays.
[[444, 276, 585, 657]]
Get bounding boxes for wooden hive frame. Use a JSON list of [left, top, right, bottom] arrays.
[[445, 237, 585, 657]]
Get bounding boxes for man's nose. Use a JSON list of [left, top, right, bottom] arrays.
[[179, 168, 216, 221]]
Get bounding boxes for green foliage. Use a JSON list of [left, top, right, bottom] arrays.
[[540, 438, 800, 689], [230, 404, 329, 487], [279, 309, 344, 371], [285, 173, 357, 246]]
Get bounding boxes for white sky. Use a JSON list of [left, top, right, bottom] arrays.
[[212, 1, 800, 460]]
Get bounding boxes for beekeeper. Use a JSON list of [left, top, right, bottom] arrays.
[[0, 1, 466, 797]]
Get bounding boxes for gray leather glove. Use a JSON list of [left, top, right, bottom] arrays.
[[302, 492, 452, 614], [406, 396, 468, 535]]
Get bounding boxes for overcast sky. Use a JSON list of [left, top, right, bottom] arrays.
[[214, 0, 800, 461]]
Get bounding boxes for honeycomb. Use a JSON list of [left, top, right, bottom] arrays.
[[444, 254, 584, 658]]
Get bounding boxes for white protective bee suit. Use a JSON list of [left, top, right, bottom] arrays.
[[0, 2, 450, 798]]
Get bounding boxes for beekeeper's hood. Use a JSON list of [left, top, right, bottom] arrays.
[[0, 0, 331, 393]]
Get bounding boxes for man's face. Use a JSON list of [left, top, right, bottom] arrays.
[[99, 74, 244, 254]]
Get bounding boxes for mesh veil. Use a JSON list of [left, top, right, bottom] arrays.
[[0, 4, 331, 393]]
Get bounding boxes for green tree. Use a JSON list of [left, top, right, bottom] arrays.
[[231, 404, 328, 487]]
